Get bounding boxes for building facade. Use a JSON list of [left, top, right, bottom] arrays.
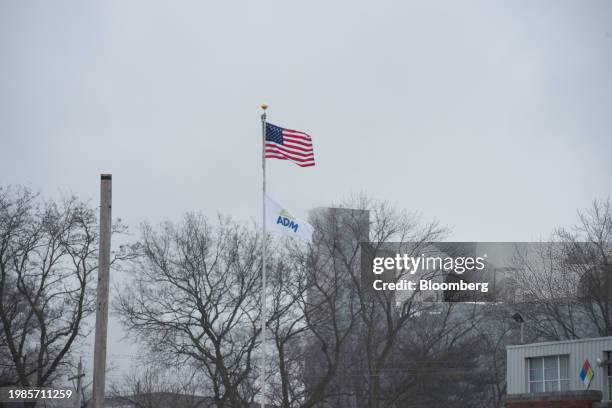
[[507, 337, 612, 407]]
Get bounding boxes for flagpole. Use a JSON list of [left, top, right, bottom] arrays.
[[260, 103, 268, 408]]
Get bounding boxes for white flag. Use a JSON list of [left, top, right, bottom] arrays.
[[265, 195, 313, 242]]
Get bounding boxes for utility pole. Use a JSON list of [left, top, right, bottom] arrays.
[[92, 174, 112, 408], [69, 357, 85, 408]]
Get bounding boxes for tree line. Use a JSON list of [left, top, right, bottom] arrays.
[[0, 185, 610, 408]]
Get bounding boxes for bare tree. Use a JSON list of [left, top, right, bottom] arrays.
[[515, 198, 612, 341], [345, 197, 446, 408], [117, 196, 512, 408], [385, 303, 489, 408], [265, 241, 310, 408], [0, 185, 119, 393], [285, 196, 506, 408], [560, 197, 612, 336], [295, 205, 367, 408], [116, 214, 262, 408], [514, 243, 584, 340], [109, 365, 208, 408], [290, 196, 463, 408], [475, 307, 514, 408]]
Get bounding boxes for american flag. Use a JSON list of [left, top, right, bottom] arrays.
[[265, 123, 315, 167]]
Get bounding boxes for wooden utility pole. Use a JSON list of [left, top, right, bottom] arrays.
[[92, 174, 112, 408]]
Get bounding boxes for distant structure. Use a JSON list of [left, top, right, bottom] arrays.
[[506, 337, 612, 408], [303, 207, 370, 408], [302, 207, 520, 407]]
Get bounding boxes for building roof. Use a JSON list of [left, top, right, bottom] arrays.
[[507, 336, 612, 350]]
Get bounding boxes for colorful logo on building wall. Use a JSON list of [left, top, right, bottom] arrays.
[[580, 359, 594, 389]]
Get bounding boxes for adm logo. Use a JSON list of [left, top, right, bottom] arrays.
[[277, 209, 300, 233]]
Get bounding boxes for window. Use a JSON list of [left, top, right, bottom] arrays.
[[607, 351, 612, 400], [528, 355, 569, 393]]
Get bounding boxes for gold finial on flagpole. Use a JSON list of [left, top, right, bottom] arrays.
[[261, 103, 268, 111]]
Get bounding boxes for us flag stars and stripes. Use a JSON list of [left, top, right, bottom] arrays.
[[265, 123, 315, 167]]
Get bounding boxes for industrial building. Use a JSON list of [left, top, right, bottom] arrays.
[[506, 337, 612, 408]]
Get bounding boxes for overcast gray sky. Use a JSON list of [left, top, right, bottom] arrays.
[[1, 0, 611, 382]]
